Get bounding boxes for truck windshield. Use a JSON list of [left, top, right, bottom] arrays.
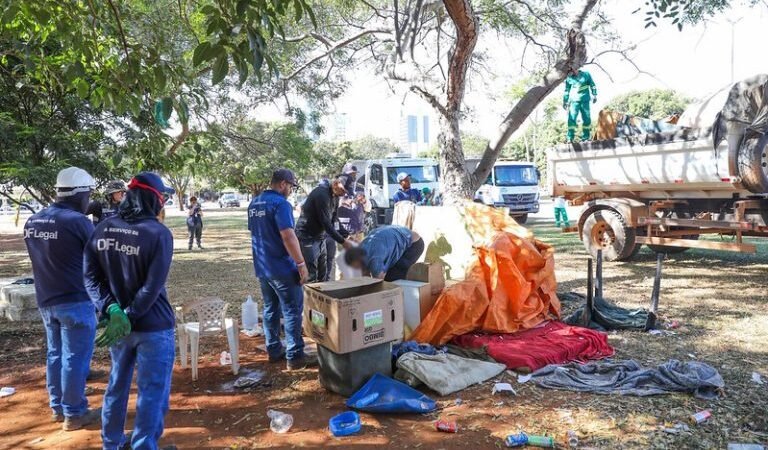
[[387, 166, 438, 184], [493, 166, 538, 186]]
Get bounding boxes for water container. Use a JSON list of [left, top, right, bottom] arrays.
[[329, 411, 361, 437], [317, 342, 393, 397], [266, 409, 293, 433], [241, 295, 259, 330]]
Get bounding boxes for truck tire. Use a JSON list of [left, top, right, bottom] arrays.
[[514, 214, 528, 224], [581, 209, 638, 261], [737, 133, 768, 193]]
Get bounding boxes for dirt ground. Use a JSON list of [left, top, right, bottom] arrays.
[[0, 207, 767, 450]]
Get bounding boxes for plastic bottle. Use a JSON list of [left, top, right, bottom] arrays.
[[241, 295, 259, 330], [567, 430, 578, 448], [267, 409, 293, 433]]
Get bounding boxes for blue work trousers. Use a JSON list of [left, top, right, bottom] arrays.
[[259, 276, 305, 361], [39, 301, 97, 418], [101, 329, 175, 450]]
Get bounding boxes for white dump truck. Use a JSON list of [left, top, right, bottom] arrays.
[[548, 75, 768, 261], [466, 159, 541, 223]]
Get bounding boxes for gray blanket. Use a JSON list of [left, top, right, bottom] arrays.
[[532, 359, 724, 400]]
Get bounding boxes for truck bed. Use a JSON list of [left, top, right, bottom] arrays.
[[548, 127, 753, 200]]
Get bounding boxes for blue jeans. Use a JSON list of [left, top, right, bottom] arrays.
[[259, 276, 305, 361], [102, 329, 175, 450], [39, 301, 97, 418]]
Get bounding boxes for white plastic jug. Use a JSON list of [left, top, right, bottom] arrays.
[[241, 295, 259, 330]]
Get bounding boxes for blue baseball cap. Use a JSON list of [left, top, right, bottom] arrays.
[[128, 172, 174, 204]]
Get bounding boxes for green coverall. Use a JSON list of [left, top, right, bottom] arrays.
[[563, 70, 597, 142]]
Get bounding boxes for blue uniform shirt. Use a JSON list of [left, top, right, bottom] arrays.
[[248, 190, 297, 279], [84, 215, 175, 332], [393, 188, 422, 204], [361, 225, 412, 276], [24, 203, 95, 308]]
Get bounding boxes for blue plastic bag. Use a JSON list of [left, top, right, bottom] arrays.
[[329, 411, 361, 437], [346, 373, 437, 414]]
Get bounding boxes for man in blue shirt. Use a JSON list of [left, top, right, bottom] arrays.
[[392, 172, 422, 204], [84, 172, 176, 450], [249, 169, 316, 370], [344, 225, 424, 281], [24, 167, 100, 431], [392, 172, 421, 203]]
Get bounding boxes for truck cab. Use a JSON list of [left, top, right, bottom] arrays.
[[350, 157, 440, 226], [472, 161, 540, 223]]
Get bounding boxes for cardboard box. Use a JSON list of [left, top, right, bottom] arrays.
[[303, 277, 403, 354], [406, 262, 445, 295], [392, 280, 435, 331]]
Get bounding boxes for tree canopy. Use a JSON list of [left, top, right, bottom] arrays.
[[606, 89, 691, 119]]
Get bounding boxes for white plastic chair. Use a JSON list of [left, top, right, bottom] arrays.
[[177, 298, 239, 381]]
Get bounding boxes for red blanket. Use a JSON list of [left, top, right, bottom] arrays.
[[451, 321, 614, 372]]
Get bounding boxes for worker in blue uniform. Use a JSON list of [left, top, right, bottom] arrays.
[[392, 173, 422, 204], [84, 172, 176, 450], [87, 180, 126, 225], [24, 167, 101, 431]]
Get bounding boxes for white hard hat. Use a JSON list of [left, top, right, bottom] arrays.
[[55, 167, 95, 196], [396, 172, 411, 183]]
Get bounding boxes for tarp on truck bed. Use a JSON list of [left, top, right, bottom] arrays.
[[713, 74, 768, 147], [409, 204, 560, 345]]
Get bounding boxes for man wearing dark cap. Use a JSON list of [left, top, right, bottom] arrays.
[[296, 175, 355, 282], [84, 172, 176, 450], [248, 169, 314, 370]]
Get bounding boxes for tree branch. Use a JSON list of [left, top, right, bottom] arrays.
[[281, 28, 392, 82], [410, 85, 447, 117]]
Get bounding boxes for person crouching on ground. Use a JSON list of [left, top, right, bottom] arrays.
[[23, 167, 100, 431], [84, 172, 176, 450], [344, 225, 424, 281], [186, 196, 203, 250], [248, 169, 316, 370]]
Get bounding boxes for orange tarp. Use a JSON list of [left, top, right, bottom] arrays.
[[409, 204, 560, 345]]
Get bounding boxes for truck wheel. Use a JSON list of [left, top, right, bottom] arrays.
[[581, 209, 638, 261], [514, 214, 528, 224], [737, 133, 768, 193]]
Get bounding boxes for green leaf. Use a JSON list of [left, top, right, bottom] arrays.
[[236, 0, 249, 17], [161, 97, 174, 122], [154, 66, 167, 91], [192, 42, 212, 67], [177, 98, 189, 124], [294, 0, 303, 22], [0, 3, 19, 25], [76, 79, 89, 99], [211, 54, 229, 85]]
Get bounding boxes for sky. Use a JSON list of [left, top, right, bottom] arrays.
[[256, 1, 768, 144]]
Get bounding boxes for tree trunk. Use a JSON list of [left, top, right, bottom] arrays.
[[437, 113, 475, 203], [435, 0, 479, 204], [177, 191, 185, 211]]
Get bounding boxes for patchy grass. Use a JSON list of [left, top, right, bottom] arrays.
[[0, 210, 766, 449]]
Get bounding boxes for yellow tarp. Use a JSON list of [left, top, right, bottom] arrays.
[[409, 203, 560, 345]]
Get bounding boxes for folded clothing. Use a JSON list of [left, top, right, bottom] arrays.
[[394, 352, 507, 396], [451, 321, 614, 372], [392, 341, 445, 361], [531, 359, 724, 400]]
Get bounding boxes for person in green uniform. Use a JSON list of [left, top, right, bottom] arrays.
[[563, 68, 597, 142]]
